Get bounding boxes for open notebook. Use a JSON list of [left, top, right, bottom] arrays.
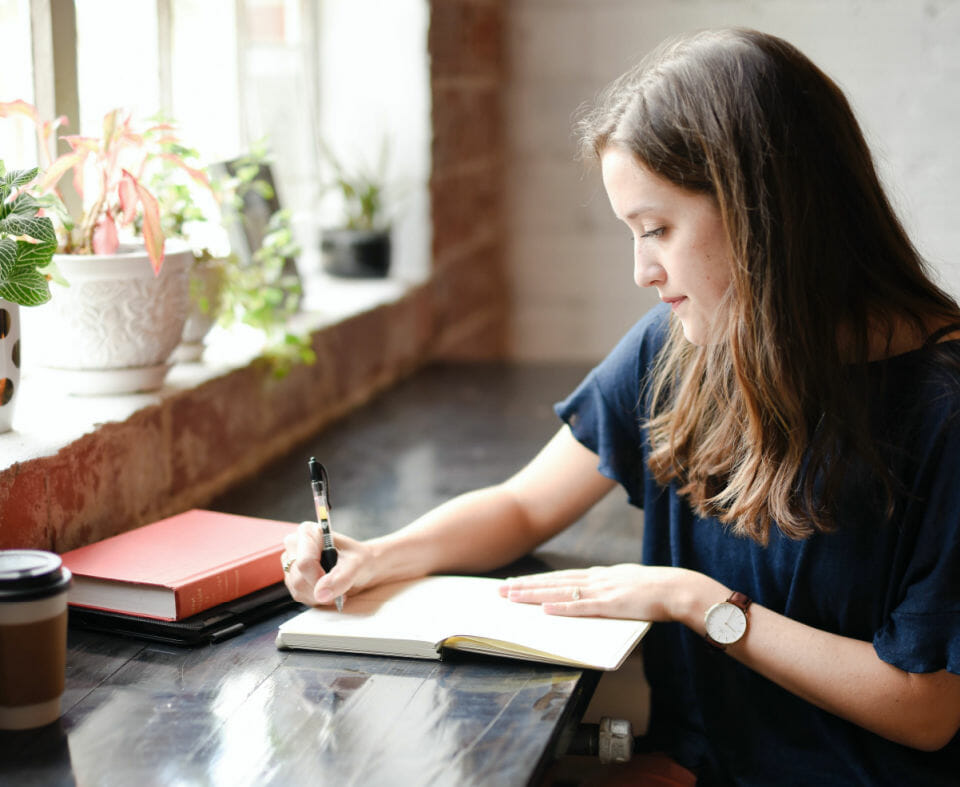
[[276, 575, 650, 670]]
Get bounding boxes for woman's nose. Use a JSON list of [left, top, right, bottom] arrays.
[[634, 249, 665, 288]]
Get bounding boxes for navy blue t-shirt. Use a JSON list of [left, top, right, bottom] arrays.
[[555, 303, 960, 785]]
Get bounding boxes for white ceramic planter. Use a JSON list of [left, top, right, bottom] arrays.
[[0, 300, 20, 432], [173, 257, 225, 363], [21, 243, 191, 395]]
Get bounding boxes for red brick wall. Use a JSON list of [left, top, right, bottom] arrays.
[[426, 0, 508, 359]]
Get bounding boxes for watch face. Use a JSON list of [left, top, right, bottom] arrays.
[[705, 601, 747, 645]]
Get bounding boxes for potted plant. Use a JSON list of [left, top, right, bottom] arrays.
[[0, 101, 202, 394], [212, 146, 314, 376], [318, 140, 392, 278], [147, 137, 313, 375], [0, 162, 58, 431], [140, 121, 228, 363]]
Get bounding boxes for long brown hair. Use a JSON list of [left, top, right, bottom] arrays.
[[577, 29, 960, 543]]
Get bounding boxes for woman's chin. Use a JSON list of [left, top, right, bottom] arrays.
[[679, 321, 705, 346]]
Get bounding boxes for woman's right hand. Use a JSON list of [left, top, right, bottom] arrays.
[[281, 425, 615, 607], [282, 521, 375, 606]]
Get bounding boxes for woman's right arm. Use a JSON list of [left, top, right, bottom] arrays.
[[284, 425, 616, 606]]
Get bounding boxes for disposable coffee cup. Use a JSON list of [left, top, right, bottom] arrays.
[[0, 550, 72, 730]]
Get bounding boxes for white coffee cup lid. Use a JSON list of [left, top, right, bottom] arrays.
[[0, 550, 71, 601]]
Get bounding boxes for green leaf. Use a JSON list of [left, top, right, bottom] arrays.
[[0, 238, 15, 270], [0, 267, 52, 305], [19, 233, 57, 267], [0, 214, 51, 240], [0, 167, 38, 193], [0, 211, 56, 305], [5, 190, 42, 218]]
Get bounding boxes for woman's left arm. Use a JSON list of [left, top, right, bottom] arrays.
[[501, 565, 960, 751]]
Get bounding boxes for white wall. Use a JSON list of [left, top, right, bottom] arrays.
[[505, 0, 960, 361]]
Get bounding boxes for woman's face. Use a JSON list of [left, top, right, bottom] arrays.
[[601, 146, 733, 345]]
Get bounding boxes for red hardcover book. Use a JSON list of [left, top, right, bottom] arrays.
[[61, 510, 297, 621]]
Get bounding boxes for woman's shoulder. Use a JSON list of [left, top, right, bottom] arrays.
[[878, 339, 960, 436], [891, 338, 960, 394]]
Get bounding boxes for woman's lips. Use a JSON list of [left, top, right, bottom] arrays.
[[662, 296, 686, 311]]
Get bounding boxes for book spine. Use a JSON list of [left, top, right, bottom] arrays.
[[174, 550, 283, 618]]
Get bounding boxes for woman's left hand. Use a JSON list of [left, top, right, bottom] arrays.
[[499, 563, 711, 622]]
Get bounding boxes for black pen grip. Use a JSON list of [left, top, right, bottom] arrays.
[[320, 546, 338, 573]]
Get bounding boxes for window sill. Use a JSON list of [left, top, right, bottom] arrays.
[[0, 274, 410, 468], [0, 273, 434, 551]]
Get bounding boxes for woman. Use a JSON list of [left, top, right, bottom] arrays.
[[284, 29, 960, 784]]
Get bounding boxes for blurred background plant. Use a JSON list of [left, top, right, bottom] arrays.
[[319, 137, 391, 232], [143, 127, 313, 375], [318, 138, 398, 278]]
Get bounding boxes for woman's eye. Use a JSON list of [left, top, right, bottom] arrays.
[[640, 227, 665, 239]]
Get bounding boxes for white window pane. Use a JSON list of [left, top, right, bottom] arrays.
[[171, 0, 241, 161], [0, 0, 37, 168], [238, 0, 318, 215], [75, 0, 160, 134]]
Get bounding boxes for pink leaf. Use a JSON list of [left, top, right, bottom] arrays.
[[0, 102, 68, 167], [38, 151, 85, 193], [159, 153, 212, 189], [120, 129, 144, 147], [0, 100, 39, 122], [122, 169, 164, 274], [118, 175, 138, 225], [91, 213, 119, 255], [39, 116, 69, 165], [72, 163, 85, 204], [61, 135, 99, 154], [101, 109, 120, 149], [144, 122, 176, 134]]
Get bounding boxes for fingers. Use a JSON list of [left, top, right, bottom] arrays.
[[506, 581, 599, 617], [312, 532, 363, 604], [503, 583, 586, 604], [499, 567, 635, 618], [282, 524, 368, 608], [282, 521, 325, 605], [541, 598, 600, 617], [500, 570, 589, 598], [500, 570, 592, 613]]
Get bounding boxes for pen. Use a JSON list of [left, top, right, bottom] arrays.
[[308, 457, 344, 612]]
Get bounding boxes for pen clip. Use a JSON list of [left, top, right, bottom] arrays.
[[309, 457, 332, 509], [317, 462, 331, 509]]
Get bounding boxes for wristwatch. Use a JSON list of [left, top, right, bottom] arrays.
[[704, 591, 752, 650]]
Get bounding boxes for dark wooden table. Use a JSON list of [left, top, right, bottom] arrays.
[[1, 363, 646, 787]]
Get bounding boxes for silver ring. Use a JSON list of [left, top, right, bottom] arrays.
[[572, 586, 581, 601], [282, 556, 295, 573]]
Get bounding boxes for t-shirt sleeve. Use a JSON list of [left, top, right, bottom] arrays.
[[553, 304, 670, 507], [873, 413, 960, 675]]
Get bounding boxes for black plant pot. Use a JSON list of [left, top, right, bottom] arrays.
[[321, 228, 391, 278]]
